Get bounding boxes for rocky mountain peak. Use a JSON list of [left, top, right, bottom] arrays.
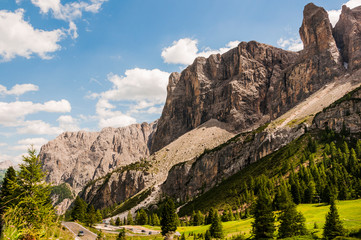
[[300, 3, 340, 63], [334, 5, 361, 71], [40, 122, 157, 194]]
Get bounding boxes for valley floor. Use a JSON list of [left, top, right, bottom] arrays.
[[96, 199, 361, 239]]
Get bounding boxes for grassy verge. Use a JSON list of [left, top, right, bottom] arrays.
[[96, 199, 361, 239]]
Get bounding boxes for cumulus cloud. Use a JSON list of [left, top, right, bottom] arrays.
[[57, 115, 80, 131], [11, 137, 49, 152], [0, 9, 64, 61], [30, 0, 108, 39], [161, 38, 240, 65], [328, 0, 361, 26], [92, 68, 170, 128], [16, 120, 63, 135], [0, 83, 39, 96], [277, 37, 303, 52], [0, 99, 71, 127], [95, 98, 137, 129]]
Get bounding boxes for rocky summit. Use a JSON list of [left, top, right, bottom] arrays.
[[151, 3, 345, 153], [39, 3, 361, 216], [40, 122, 156, 195]]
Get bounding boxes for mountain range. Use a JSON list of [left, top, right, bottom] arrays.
[[39, 3, 361, 219]]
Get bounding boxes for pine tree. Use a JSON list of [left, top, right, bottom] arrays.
[[72, 196, 87, 222], [87, 205, 97, 226], [127, 211, 134, 225], [209, 211, 223, 239], [252, 191, 275, 239], [96, 209, 103, 222], [160, 198, 178, 236], [116, 217, 121, 226], [206, 208, 215, 225], [110, 218, 115, 226], [278, 202, 307, 238], [2, 148, 56, 239], [116, 228, 126, 240], [136, 209, 148, 225], [205, 230, 211, 240], [152, 213, 160, 226], [0, 166, 17, 235], [181, 232, 186, 240], [323, 198, 345, 240]]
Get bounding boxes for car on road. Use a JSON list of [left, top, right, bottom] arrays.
[[78, 230, 84, 236]]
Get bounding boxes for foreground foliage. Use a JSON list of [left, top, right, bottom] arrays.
[[0, 148, 60, 240]]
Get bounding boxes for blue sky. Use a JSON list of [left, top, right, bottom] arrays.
[[0, 0, 358, 163]]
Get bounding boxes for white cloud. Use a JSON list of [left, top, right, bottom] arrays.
[[99, 114, 137, 129], [0, 99, 71, 127], [57, 115, 80, 131], [17, 120, 63, 135], [277, 37, 303, 52], [95, 98, 136, 128], [328, 0, 361, 26], [161, 38, 240, 65], [0, 83, 39, 96], [92, 68, 169, 128], [30, 0, 108, 39], [12, 137, 49, 152], [0, 143, 7, 147], [0, 9, 64, 61]]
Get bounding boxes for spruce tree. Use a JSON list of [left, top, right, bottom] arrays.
[[136, 209, 148, 225], [2, 148, 56, 239], [116, 228, 126, 240], [206, 208, 215, 225], [209, 211, 223, 239], [127, 211, 134, 225], [0, 166, 16, 235], [116, 217, 121, 226], [251, 191, 275, 239], [323, 198, 345, 240], [110, 218, 115, 226], [0, 166, 16, 210], [181, 232, 186, 240], [87, 205, 97, 226], [205, 230, 211, 240], [160, 198, 178, 236], [96, 209, 103, 222], [278, 202, 307, 238], [72, 196, 87, 222], [152, 213, 160, 226]]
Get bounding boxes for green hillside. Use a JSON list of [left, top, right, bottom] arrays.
[[179, 128, 361, 216]]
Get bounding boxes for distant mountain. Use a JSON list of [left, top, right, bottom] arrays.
[[0, 160, 15, 170]]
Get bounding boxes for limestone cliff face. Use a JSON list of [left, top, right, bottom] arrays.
[[40, 122, 156, 194], [81, 170, 146, 209], [162, 126, 305, 201], [334, 5, 361, 71], [151, 3, 344, 153], [314, 84, 361, 133]]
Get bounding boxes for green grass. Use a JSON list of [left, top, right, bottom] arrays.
[[178, 199, 361, 239], [91, 199, 361, 239], [299, 199, 361, 237]]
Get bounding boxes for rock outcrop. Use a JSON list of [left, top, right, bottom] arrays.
[[334, 5, 361, 71], [151, 3, 344, 153], [83, 119, 234, 211], [40, 122, 156, 194], [162, 126, 305, 201], [82, 169, 146, 209], [314, 79, 361, 133]]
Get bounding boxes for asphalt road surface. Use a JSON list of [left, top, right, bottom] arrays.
[[62, 222, 97, 240]]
